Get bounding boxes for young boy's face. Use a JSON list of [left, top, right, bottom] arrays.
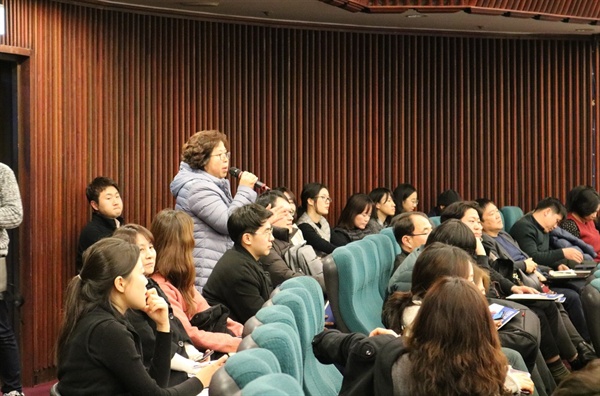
[[91, 186, 123, 219]]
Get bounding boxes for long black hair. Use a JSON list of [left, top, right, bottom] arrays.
[[56, 238, 140, 362]]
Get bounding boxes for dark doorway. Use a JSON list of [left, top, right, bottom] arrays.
[[0, 59, 22, 333]]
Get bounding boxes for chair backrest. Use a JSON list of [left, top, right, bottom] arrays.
[[241, 373, 305, 396], [210, 348, 282, 396], [279, 276, 325, 329], [238, 322, 304, 386], [581, 279, 600, 353], [272, 288, 342, 396], [330, 243, 385, 334], [322, 254, 348, 332], [429, 216, 441, 227], [364, 234, 397, 299], [380, 227, 401, 256], [243, 304, 298, 337], [500, 206, 524, 233]]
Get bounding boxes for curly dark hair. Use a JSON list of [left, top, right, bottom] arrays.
[[181, 130, 229, 170]]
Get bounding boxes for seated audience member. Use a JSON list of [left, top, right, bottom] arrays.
[[561, 186, 600, 262], [149, 210, 243, 353], [113, 224, 205, 385], [477, 198, 593, 344], [331, 193, 376, 246], [367, 187, 396, 232], [510, 197, 584, 270], [552, 359, 600, 396], [387, 220, 549, 390], [296, 183, 337, 255], [76, 176, 124, 272], [383, 242, 473, 335], [427, 188, 461, 217], [273, 186, 305, 246], [441, 201, 536, 297], [202, 204, 274, 323], [392, 183, 418, 215], [170, 130, 259, 290], [443, 201, 592, 381], [256, 190, 304, 287], [57, 238, 225, 395], [388, 219, 474, 294], [390, 211, 432, 271], [314, 277, 534, 396]]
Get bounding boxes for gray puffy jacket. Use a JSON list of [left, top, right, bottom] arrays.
[[170, 162, 257, 289]]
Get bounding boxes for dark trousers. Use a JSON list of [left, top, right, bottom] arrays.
[[553, 286, 591, 342], [0, 298, 22, 393]]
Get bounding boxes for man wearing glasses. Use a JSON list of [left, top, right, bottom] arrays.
[[390, 212, 433, 271], [202, 203, 275, 324]]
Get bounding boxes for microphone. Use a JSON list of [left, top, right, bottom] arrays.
[[229, 167, 270, 191]]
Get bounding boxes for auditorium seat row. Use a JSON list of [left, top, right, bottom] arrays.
[[323, 231, 399, 334], [322, 206, 524, 335], [210, 276, 342, 396]]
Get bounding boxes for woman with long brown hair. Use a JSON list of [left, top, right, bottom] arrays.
[[150, 209, 243, 353], [314, 276, 534, 396], [402, 277, 520, 395]]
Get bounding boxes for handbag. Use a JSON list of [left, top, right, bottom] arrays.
[[189, 304, 233, 335], [516, 268, 543, 291]]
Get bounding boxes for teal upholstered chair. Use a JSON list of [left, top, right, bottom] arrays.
[[210, 348, 282, 396], [279, 277, 325, 327], [242, 373, 305, 396], [380, 227, 401, 256], [364, 234, 397, 299], [581, 278, 600, 353], [323, 241, 385, 333], [243, 304, 297, 338], [329, 243, 385, 334], [238, 322, 304, 386], [429, 216, 441, 227], [500, 206, 524, 233], [272, 288, 342, 396]]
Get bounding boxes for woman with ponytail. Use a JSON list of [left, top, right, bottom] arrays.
[[56, 238, 225, 395]]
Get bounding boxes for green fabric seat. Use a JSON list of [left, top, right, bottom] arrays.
[[380, 227, 401, 256], [238, 322, 304, 386], [242, 373, 305, 396], [272, 288, 342, 396], [210, 348, 281, 396], [364, 234, 397, 299], [500, 206, 524, 233], [330, 242, 384, 334]]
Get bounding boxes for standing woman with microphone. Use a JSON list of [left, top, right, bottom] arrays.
[[170, 130, 259, 290]]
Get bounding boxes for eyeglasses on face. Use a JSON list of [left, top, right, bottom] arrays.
[[314, 196, 332, 203], [253, 227, 273, 236], [211, 152, 231, 161]]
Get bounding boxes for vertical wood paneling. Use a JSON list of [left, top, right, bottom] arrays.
[[1, 0, 600, 384]]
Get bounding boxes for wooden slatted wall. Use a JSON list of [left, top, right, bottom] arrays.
[[1, 0, 599, 384]]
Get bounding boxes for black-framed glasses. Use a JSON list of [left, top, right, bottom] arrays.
[[314, 195, 332, 203], [410, 230, 431, 237], [211, 152, 231, 161], [253, 227, 273, 236]]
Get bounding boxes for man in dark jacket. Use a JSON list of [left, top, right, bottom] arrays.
[[203, 203, 274, 323], [510, 197, 583, 270], [76, 176, 124, 272]]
